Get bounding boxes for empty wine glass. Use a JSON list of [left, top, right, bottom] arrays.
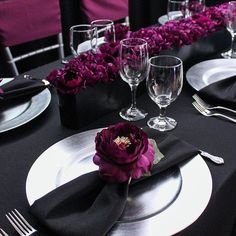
[[146, 55, 183, 131], [91, 19, 116, 47], [167, 0, 188, 20], [119, 38, 148, 121], [70, 24, 97, 57], [221, 1, 236, 58]]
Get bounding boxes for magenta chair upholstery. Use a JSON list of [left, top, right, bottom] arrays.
[[80, 0, 128, 22], [0, 0, 64, 76]]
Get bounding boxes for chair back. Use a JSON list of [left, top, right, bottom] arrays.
[[0, 0, 64, 76], [80, 0, 128, 22]]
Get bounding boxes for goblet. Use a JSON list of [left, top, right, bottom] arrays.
[[119, 38, 148, 121], [91, 19, 116, 46], [167, 0, 188, 20], [146, 55, 183, 131], [188, 0, 205, 16], [69, 24, 97, 56], [221, 1, 236, 58]]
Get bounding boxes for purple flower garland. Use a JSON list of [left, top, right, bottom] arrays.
[[47, 3, 227, 94]]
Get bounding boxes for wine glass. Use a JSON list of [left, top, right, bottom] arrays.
[[91, 19, 116, 47], [221, 1, 236, 58], [119, 38, 148, 121], [187, 0, 205, 16], [146, 55, 183, 131], [167, 0, 188, 20], [69, 24, 97, 57]]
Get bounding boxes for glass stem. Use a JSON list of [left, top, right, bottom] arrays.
[[231, 34, 236, 55], [159, 107, 166, 119], [130, 84, 137, 110]]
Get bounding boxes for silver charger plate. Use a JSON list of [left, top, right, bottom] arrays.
[[0, 79, 51, 133], [26, 128, 212, 236], [158, 11, 182, 25], [186, 59, 236, 91]]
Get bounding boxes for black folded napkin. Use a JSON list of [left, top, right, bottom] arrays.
[[30, 129, 199, 236], [0, 77, 48, 102], [198, 75, 236, 109]]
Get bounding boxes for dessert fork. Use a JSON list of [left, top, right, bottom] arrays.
[[193, 94, 236, 114], [192, 101, 236, 123], [0, 228, 8, 236], [6, 209, 38, 236]]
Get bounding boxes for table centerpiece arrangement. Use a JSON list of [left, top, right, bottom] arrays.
[[46, 3, 228, 129]]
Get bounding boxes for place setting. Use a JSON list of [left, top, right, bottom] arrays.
[[158, 0, 205, 25], [24, 36, 223, 236], [0, 76, 51, 133]]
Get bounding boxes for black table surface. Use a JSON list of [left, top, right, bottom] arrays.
[[1, 46, 236, 235]]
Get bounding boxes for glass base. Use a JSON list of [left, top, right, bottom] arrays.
[[119, 107, 147, 121], [147, 116, 177, 131], [221, 49, 236, 59]]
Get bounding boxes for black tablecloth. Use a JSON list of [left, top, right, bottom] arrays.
[[1, 40, 236, 235]]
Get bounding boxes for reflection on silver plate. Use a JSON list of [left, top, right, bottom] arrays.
[[26, 128, 212, 236], [158, 11, 182, 25], [0, 89, 51, 133], [186, 59, 236, 91]]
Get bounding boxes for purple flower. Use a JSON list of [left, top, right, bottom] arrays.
[[46, 3, 227, 94], [93, 122, 155, 183]]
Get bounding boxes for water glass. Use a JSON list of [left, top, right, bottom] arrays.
[[167, 0, 188, 20], [221, 1, 236, 58], [70, 24, 97, 57], [146, 55, 183, 131], [91, 19, 116, 47], [119, 38, 148, 121]]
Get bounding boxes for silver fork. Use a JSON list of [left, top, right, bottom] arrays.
[[193, 94, 236, 114], [6, 209, 37, 236], [193, 101, 236, 123], [0, 228, 9, 236]]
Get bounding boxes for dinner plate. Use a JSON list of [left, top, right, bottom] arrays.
[[158, 11, 182, 25], [186, 58, 236, 91], [26, 128, 212, 236], [0, 80, 51, 133]]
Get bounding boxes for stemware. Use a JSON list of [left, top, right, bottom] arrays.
[[221, 1, 236, 58], [187, 0, 205, 16], [91, 19, 116, 46], [69, 24, 97, 57], [167, 0, 188, 20], [119, 38, 148, 121], [146, 55, 183, 131]]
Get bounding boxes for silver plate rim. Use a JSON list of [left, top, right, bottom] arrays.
[[158, 11, 182, 25], [186, 58, 236, 91], [26, 128, 212, 236], [0, 88, 51, 133]]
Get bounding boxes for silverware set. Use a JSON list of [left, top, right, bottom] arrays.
[[4, 209, 38, 236], [192, 94, 236, 123]]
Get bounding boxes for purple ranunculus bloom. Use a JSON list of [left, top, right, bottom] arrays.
[[93, 122, 155, 183]]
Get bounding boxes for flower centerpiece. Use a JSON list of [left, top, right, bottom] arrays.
[[93, 122, 162, 183], [45, 3, 229, 129]]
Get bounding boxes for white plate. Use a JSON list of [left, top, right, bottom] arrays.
[[26, 128, 212, 236], [0, 79, 51, 133], [158, 11, 182, 25], [186, 59, 236, 91]]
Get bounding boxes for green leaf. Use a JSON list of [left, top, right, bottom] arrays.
[[149, 138, 164, 165]]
